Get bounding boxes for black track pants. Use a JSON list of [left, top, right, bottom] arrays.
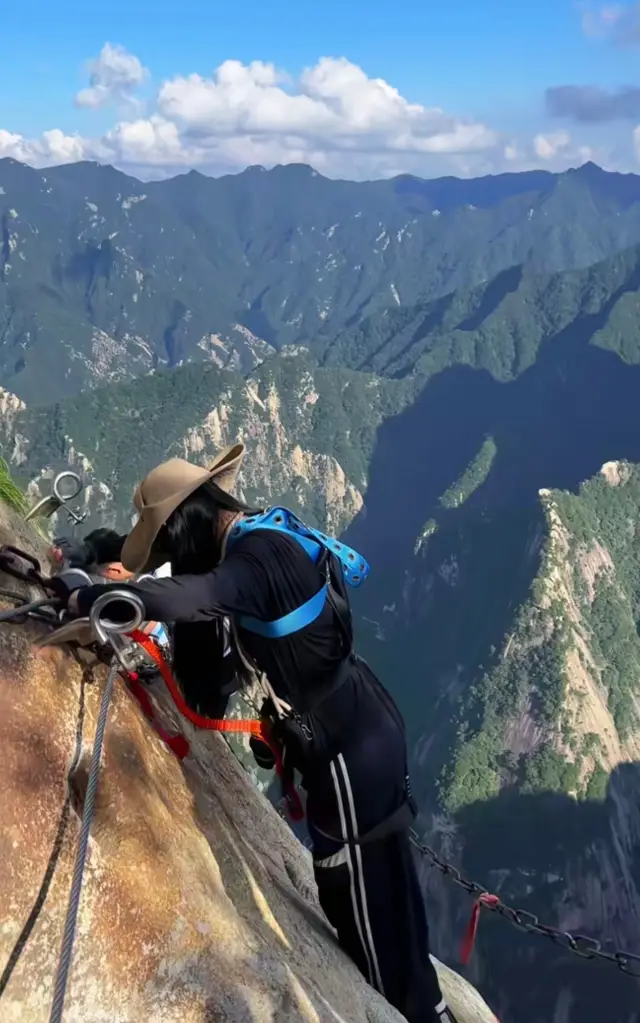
[[305, 679, 444, 1022]]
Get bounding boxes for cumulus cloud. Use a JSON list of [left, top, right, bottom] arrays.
[[500, 133, 607, 174], [75, 42, 148, 109], [0, 48, 612, 179], [580, 3, 640, 44], [533, 131, 572, 159], [0, 128, 86, 165], [546, 84, 640, 122], [156, 57, 499, 158]]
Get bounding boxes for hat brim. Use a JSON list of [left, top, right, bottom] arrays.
[[121, 444, 244, 574]]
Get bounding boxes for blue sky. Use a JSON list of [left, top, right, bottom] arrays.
[[1, 0, 639, 179]]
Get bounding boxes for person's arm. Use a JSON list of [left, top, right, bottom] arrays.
[[74, 551, 267, 625], [51, 536, 93, 569]]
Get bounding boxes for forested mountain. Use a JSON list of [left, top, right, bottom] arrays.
[[325, 241, 640, 379], [1, 159, 640, 1023], [5, 157, 640, 402], [341, 308, 640, 1023]]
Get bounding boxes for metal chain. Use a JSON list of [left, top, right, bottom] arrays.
[[409, 830, 640, 978], [48, 657, 119, 1023]]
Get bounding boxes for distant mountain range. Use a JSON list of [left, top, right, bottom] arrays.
[[4, 157, 640, 403], [2, 157, 640, 1023]]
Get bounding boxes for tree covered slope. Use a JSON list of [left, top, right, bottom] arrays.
[[5, 158, 640, 402]]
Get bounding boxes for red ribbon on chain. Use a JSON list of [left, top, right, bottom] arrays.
[[460, 892, 501, 964]]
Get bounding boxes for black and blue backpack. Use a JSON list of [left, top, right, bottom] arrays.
[[225, 506, 370, 641]]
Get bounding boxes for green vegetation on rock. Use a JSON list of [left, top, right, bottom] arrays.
[[2, 354, 408, 533], [554, 464, 640, 739], [440, 437, 496, 509], [0, 457, 28, 516], [441, 462, 640, 813], [328, 244, 640, 379], [4, 158, 640, 404]]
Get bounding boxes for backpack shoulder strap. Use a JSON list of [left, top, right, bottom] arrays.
[[227, 507, 370, 588], [227, 507, 368, 640]]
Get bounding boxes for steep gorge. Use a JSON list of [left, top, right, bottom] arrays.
[[3, 309, 640, 1021], [343, 311, 640, 1022]]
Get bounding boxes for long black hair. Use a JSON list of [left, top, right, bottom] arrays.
[[154, 480, 256, 575], [153, 480, 258, 716]]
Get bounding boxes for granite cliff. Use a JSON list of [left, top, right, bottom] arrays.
[[0, 501, 498, 1023]]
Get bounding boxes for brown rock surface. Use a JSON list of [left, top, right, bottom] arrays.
[[0, 504, 499, 1022]]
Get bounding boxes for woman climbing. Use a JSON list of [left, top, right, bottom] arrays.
[[54, 444, 456, 1023]]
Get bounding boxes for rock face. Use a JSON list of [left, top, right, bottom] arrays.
[[0, 356, 396, 539], [0, 504, 498, 1023]]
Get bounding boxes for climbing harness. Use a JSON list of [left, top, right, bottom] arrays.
[[226, 506, 371, 811], [312, 787, 417, 848], [228, 506, 371, 813], [226, 506, 369, 638], [129, 629, 304, 820]]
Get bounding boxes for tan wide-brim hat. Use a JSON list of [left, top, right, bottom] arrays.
[[121, 443, 245, 574]]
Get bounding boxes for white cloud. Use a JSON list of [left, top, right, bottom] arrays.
[[533, 131, 572, 159], [0, 128, 86, 165], [156, 56, 499, 159], [102, 116, 184, 164], [75, 42, 148, 109], [0, 49, 619, 179], [582, 4, 625, 37], [580, 3, 640, 44], [503, 131, 610, 173]]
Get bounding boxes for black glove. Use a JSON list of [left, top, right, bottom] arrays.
[[47, 568, 94, 608], [249, 735, 277, 771]]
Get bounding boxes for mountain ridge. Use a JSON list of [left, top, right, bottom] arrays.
[[324, 239, 640, 378], [6, 157, 640, 403]]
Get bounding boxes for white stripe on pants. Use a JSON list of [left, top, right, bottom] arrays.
[[330, 752, 385, 995]]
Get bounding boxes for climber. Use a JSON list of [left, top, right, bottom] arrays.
[[51, 527, 128, 577], [51, 528, 170, 650], [54, 526, 236, 712], [51, 445, 457, 1023]]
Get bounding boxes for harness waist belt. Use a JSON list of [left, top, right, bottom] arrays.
[[312, 798, 417, 848]]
